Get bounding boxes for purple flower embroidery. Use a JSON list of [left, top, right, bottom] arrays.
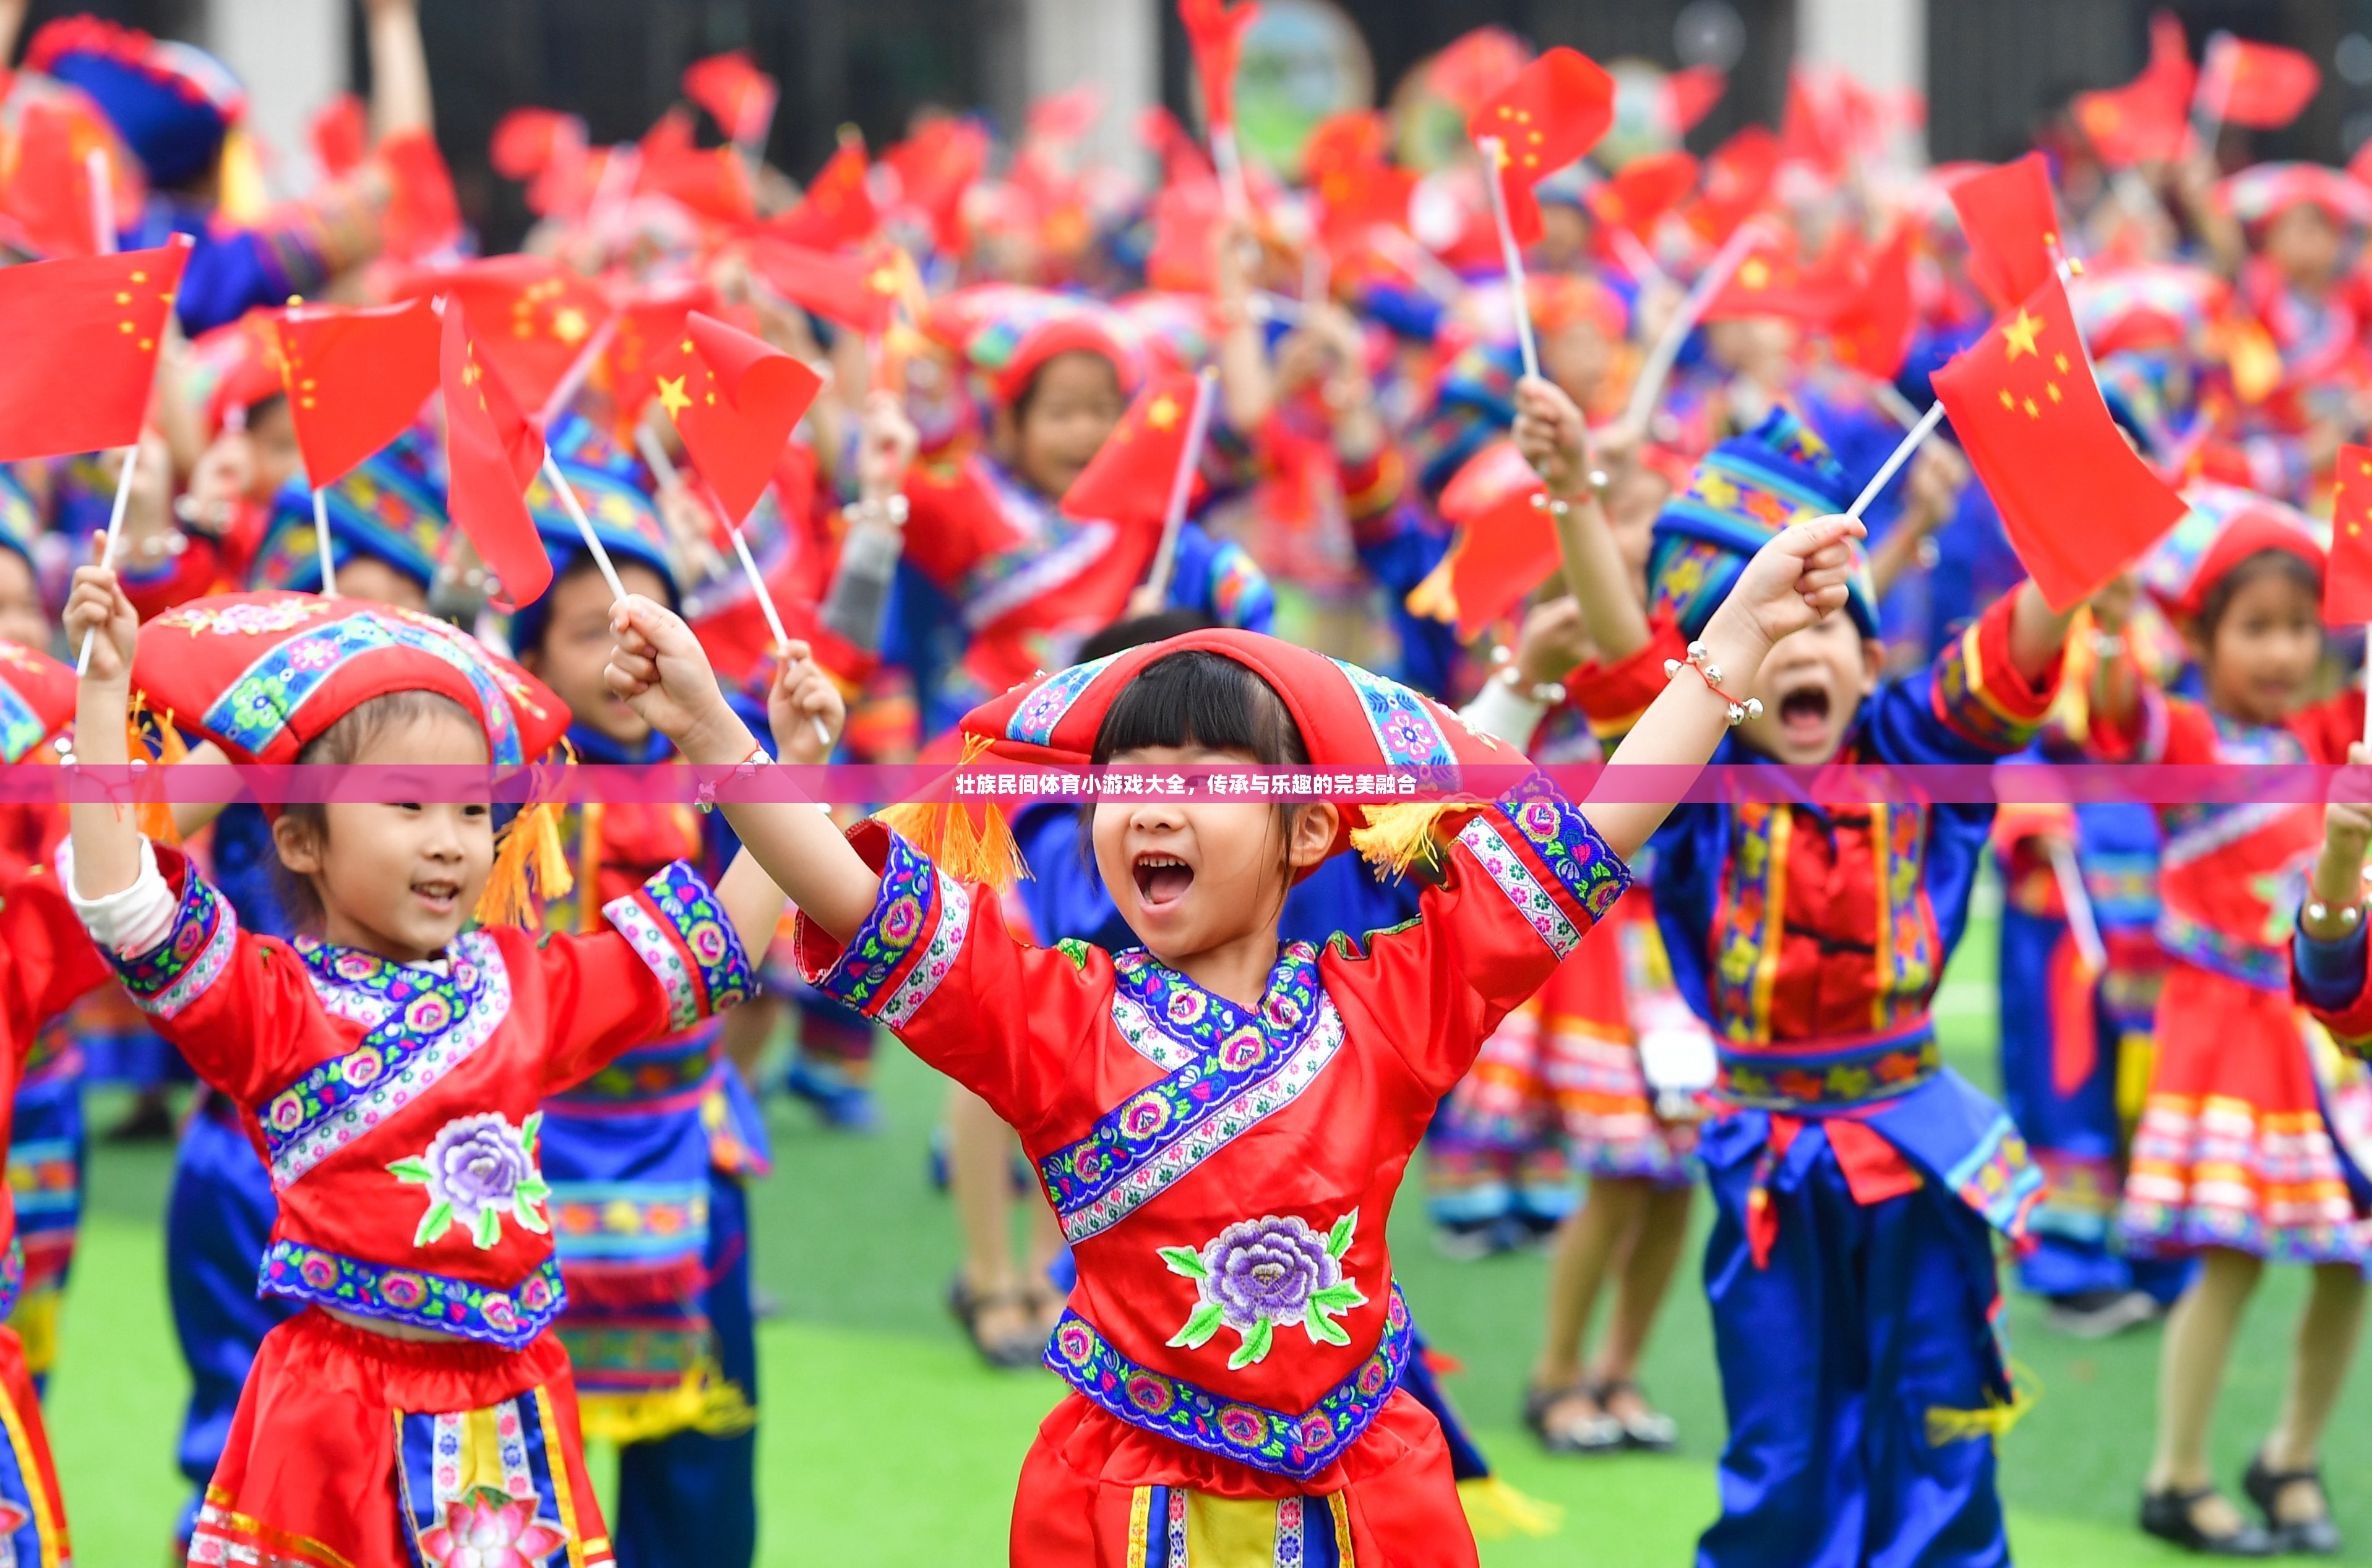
[[387, 1112, 553, 1249], [1161, 1211, 1367, 1370]]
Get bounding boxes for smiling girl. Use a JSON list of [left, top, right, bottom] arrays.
[[599, 507, 1862, 1565], [59, 568, 807, 1568]]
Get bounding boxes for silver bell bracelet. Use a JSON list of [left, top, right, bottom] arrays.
[[1663, 640, 1764, 727]]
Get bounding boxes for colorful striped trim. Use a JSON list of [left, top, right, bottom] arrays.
[[1008, 651, 1122, 747], [113, 867, 238, 1021], [806, 833, 971, 1026], [1045, 1285, 1411, 1482], [1717, 1023, 1941, 1110], [622, 860, 756, 1022], [200, 607, 528, 765]]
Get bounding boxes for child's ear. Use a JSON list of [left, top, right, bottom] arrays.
[[1287, 801, 1340, 872], [1859, 637, 1885, 698], [272, 813, 322, 878]]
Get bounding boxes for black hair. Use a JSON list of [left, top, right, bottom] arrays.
[[2195, 547, 2322, 647], [273, 690, 485, 930], [1091, 649, 1310, 766]]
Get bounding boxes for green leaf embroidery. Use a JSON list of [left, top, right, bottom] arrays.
[[470, 1205, 503, 1249], [512, 1196, 550, 1235], [520, 1110, 543, 1155], [1304, 1303, 1352, 1346], [1228, 1316, 1275, 1370], [1158, 1246, 1210, 1279], [1308, 1282, 1367, 1314], [1168, 1301, 1225, 1350], [411, 1199, 455, 1248], [1057, 937, 1093, 972], [387, 1157, 433, 1185], [1326, 1209, 1358, 1259], [515, 1177, 551, 1206]]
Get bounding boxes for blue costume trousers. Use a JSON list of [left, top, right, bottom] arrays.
[[612, 1168, 758, 1568], [1698, 1118, 2009, 1568], [168, 1100, 295, 1543]]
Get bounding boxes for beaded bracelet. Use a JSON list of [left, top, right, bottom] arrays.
[[695, 742, 773, 813], [1662, 640, 1763, 727], [1486, 645, 1566, 705], [2305, 899, 2365, 931]]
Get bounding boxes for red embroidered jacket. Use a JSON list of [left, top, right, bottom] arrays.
[[0, 870, 110, 1311], [104, 847, 754, 1348], [797, 780, 1627, 1484]]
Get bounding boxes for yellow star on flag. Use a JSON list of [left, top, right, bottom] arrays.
[[657, 374, 692, 419], [2000, 309, 2043, 362], [1147, 396, 1182, 431]]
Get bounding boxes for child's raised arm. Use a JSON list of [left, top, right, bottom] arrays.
[[62, 563, 144, 902], [1585, 515, 1864, 859], [1513, 375, 1651, 664], [606, 596, 882, 941]]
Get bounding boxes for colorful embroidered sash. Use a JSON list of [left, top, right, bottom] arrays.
[[1046, 1285, 1412, 1482], [395, 1384, 607, 1565], [1716, 1017, 1940, 1112], [261, 936, 512, 1189], [1127, 1488, 1354, 1568], [1040, 946, 1346, 1245], [259, 1241, 564, 1348]]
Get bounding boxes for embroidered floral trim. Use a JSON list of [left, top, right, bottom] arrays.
[[607, 862, 757, 1028], [1042, 948, 1345, 1245], [1006, 652, 1121, 747], [200, 607, 526, 765], [1045, 1285, 1411, 1481], [1716, 1024, 1940, 1110], [389, 1112, 552, 1249], [418, 1488, 569, 1568], [153, 597, 338, 639], [114, 869, 239, 1021], [807, 833, 971, 1024], [265, 936, 511, 1188], [1163, 1211, 1367, 1369], [1326, 657, 1457, 766], [259, 1243, 564, 1348], [1456, 816, 1583, 958], [1491, 773, 1630, 922], [0, 676, 39, 766]]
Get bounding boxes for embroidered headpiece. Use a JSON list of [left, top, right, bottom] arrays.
[[251, 429, 447, 596], [1647, 406, 1876, 638], [27, 17, 245, 188], [0, 640, 74, 766], [878, 627, 1518, 889], [2217, 163, 2372, 233], [925, 283, 1145, 407], [0, 469, 38, 572], [2140, 480, 2325, 622]]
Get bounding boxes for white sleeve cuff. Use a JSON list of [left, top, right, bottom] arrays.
[[59, 836, 178, 959], [1458, 680, 1548, 750]]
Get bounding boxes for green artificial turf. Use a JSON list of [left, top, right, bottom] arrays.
[[35, 907, 2372, 1562]]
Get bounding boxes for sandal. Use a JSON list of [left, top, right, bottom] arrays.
[[1521, 1381, 1625, 1455], [2243, 1454, 2342, 1556], [2138, 1486, 2275, 1556], [947, 1276, 1048, 1371], [1593, 1377, 1678, 1452]]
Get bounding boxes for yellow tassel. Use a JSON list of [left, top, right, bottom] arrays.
[[1924, 1361, 2040, 1446], [126, 696, 187, 847], [872, 732, 1030, 891], [474, 802, 574, 927], [1348, 802, 1464, 879], [1457, 1475, 1565, 1540]]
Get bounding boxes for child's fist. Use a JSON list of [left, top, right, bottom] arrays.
[[1713, 515, 1868, 653], [604, 594, 735, 754], [769, 640, 846, 765], [65, 563, 137, 684], [1511, 375, 1591, 498]]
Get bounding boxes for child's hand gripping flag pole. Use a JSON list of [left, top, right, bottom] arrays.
[[1467, 48, 1615, 387], [648, 312, 831, 745]]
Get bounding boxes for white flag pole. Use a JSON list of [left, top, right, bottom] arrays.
[[1845, 401, 1946, 522], [2047, 837, 2108, 976], [537, 450, 629, 604], [1476, 137, 1540, 383], [86, 148, 116, 255], [1140, 369, 1221, 606], [1622, 217, 1768, 437], [311, 486, 337, 594]]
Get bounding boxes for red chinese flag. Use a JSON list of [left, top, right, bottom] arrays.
[[275, 297, 441, 486], [1693, 124, 1781, 242], [1828, 225, 1915, 380], [1948, 153, 2063, 312], [1664, 65, 1726, 132], [2074, 11, 2193, 167], [1930, 274, 2187, 611], [683, 52, 778, 145], [1063, 371, 1206, 532], [1588, 150, 1699, 238], [310, 93, 367, 178], [772, 141, 877, 251], [0, 235, 189, 461], [600, 284, 715, 434], [2327, 445, 2372, 624], [741, 236, 898, 335], [883, 115, 989, 252], [390, 256, 613, 414], [1180, 0, 1260, 134], [1467, 48, 1617, 245], [0, 96, 142, 260], [1703, 235, 1857, 325], [439, 302, 551, 608], [376, 129, 462, 262], [1406, 439, 1554, 640], [2201, 33, 2319, 130], [650, 312, 825, 525]]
